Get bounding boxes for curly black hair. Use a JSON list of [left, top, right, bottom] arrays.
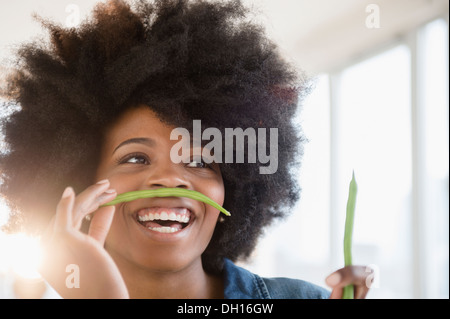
[[0, 0, 308, 274]]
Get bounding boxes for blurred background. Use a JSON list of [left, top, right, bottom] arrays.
[[0, 0, 448, 298]]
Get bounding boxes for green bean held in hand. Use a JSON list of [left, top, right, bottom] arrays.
[[343, 171, 358, 299], [101, 188, 231, 217]]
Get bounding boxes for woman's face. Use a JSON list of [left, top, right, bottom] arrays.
[[95, 105, 224, 272]]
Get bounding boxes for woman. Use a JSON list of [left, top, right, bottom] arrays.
[[0, 0, 371, 298]]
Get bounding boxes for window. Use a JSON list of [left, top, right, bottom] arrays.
[[332, 44, 413, 298], [414, 18, 449, 298], [243, 18, 449, 299]]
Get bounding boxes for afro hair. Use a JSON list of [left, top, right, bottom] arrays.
[[0, 0, 309, 274]]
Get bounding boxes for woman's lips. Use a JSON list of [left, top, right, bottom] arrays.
[[136, 207, 192, 234]]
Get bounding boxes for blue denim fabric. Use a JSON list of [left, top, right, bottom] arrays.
[[222, 259, 330, 299]]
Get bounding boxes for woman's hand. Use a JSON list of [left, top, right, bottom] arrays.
[[326, 265, 374, 299], [39, 180, 129, 299]]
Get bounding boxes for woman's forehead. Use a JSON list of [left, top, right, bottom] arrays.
[[104, 106, 175, 148]]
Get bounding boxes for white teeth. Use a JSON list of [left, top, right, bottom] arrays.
[[138, 210, 190, 223], [148, 226, 179, 233], [160, 211, 169, 220]]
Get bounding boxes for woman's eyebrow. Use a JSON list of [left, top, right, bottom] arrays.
[[112, 137, 155, 154]]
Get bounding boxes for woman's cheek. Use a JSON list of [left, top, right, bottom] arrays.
[[105, 171, 142, 194], [205, 174, 225, 207]]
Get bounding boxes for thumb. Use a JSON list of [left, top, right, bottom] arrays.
[[88, 206, 115, 245]]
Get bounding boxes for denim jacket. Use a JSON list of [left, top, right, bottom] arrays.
[[222, 259, 330, 299]]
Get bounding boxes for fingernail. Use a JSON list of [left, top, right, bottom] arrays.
[[104, 189, 116, 194], [62, 187, 73, 199], [326, 273, 341, 286], [96, 179, 109, 185]]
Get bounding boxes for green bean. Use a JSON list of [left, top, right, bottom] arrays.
[[343, 171, 358, 299], [101, 188, 231, 217]]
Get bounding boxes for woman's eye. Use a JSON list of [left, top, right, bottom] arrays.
[[186, 160, 209, 169], [119, 154, 149, 165], [127, 157, 147, 164]]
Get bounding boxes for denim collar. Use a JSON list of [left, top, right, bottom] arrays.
[[222, 258, 331, 299], [222, 258, 270, 299]]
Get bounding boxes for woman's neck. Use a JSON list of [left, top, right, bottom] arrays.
[[110, 254, 224, 299]]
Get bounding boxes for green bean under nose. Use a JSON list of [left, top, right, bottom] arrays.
[[101, 188, 231, 217]]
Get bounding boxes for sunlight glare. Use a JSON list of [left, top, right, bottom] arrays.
[[0, 232, 42, 279]]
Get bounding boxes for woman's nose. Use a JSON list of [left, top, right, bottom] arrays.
[[145, 163, 190, 190]]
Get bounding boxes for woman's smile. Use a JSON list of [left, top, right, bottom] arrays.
[[127, 197, 199, 241], [133, 206, 195, 241], [137, 207, 192, 233]]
